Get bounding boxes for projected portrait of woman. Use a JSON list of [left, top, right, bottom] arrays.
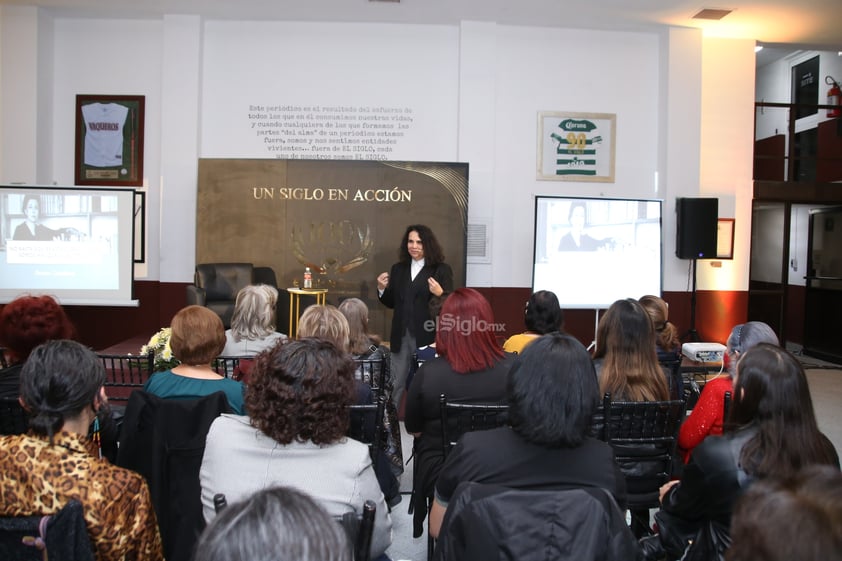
[[12, 194, 81, 241], [557, 201, 605, 252]]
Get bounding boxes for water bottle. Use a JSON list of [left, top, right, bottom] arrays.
[[303, 267, 312, 289]]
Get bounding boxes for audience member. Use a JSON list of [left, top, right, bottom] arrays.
[[430, 333, 629, 540], [726, 465, 842, 561], [199, 338, 393, 559], [338, 297, 404, 475], [502, 290, 564, 353], [647, 344, 839, 561], [377, 224, 454, 411], [0, 340, 163, 561], [144, 305, 245, 414], [592, 298, 670, 537], [639, 294, 683, 399], [297, 304, 371, 404], [638, 294, 680, 356], [221, 284, 286, 356], [593, 298, 670, 402], [192, 486, 351, 561], [677, 321, 779, 463], [0, 294, 76, 398], [404, 288, 514, 538]]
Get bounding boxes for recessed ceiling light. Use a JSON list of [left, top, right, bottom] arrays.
[[692, 8, 733, 20]]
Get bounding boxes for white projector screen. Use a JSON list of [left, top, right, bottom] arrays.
[[533, 196, 662, 309], [0, 186, 137, 306]]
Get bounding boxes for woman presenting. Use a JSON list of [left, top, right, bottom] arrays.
[[377, 224, 453, 410]]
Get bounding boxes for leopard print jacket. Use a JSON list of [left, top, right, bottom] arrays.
[[0, 431, 164, 561]]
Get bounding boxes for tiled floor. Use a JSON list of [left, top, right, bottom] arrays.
[[384, 348, 842, 561]]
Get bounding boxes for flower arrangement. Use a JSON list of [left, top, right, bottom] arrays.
[[140, 327, 180, 372]]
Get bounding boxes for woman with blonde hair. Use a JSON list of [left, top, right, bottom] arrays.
[[221, 284, 286, 356], [638, 295, 680, 355]]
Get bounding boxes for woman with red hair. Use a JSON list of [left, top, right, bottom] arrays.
[[0, 294, 76, 398], [404, 288, 513, 537]]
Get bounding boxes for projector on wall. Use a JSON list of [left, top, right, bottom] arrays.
[[682, 342, 727, 362]]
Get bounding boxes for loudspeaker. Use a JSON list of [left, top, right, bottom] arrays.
[[676, 198, 718, 259]]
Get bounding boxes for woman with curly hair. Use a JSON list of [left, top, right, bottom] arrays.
[[0, 293, 76, 398], [199, 337, 393, 559]]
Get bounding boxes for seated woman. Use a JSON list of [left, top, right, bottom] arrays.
[[647, 344, 839, 561], [430, 333, 629, 543], [677, 321, 778, 463], [502, 290, 563, 353], [338, 297, 403, 475], [639, 294, 682, 397], [199, 338, 393, 560], [221, 284, 286, 356], [727, 465, 842, 561], [592, 298, 670, 402], [144, 305, 245, 414], [194, 486, 351, 561], [0, 294, 77, 399], [0, 340, 163, 561], [592, 298, 671, 537], [404, 288, 514, 538]]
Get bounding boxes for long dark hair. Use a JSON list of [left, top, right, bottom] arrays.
[[593, 298, 669, 402], [398, 224, 445, 266], [729, 343, 837, 478]]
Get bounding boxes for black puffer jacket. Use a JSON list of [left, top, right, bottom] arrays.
[[435, 482, 642, 561]]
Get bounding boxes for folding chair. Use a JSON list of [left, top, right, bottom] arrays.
[[97, 350, 154, 404]]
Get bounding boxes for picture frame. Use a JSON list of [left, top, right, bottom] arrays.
[[75, 95, 145, 186], [537, 111, 616, 182], [717, 218, 735, 259]]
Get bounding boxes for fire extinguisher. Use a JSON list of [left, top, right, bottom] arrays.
[[827, 76, 841, 118]]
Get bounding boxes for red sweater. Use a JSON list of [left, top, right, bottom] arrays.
[[677, 376, 732, 463]]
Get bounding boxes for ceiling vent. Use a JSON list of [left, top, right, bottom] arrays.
[[692, 8, 733, 20]]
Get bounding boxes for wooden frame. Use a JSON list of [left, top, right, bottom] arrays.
[[717, 218, 735, 259], [537, 111, 616, 182], [75, 95, 145, 186]]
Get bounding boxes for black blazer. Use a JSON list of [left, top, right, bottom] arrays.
[[379, 261, 453, 352]]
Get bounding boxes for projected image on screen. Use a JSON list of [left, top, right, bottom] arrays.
[[533, 196, 662, 309], [0, 186, 136, 305]]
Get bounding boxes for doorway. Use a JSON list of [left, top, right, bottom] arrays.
[[804, 206, 842, 362]]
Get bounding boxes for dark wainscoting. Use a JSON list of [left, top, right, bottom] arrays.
[[5, 283, 750, 353]]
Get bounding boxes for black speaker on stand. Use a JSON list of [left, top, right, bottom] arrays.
[[676, 198, 719, 342]]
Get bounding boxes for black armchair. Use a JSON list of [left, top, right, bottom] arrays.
[[186, 263, 279, 329]]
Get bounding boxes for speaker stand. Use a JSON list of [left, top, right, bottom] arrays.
[[683, 259, 701, 342]]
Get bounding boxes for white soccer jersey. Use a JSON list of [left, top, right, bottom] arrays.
[[81, 102, 129, 167]]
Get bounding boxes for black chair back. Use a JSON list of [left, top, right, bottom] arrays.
[[347, 395, 387, 462], [98, 350, 154, 404], [0, 499, 94, 561], [592, 392, 686, 510], [212, 356, 254, 382], [0, 397, 28, 435], [439, 394, 509, 458], [353, 355, 387, 401]]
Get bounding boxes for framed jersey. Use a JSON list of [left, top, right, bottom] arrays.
[[75, 94, 145, 187], [537, 111, 616, 183]]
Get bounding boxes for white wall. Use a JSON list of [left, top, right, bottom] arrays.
[[0, 10, 759, 295]]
